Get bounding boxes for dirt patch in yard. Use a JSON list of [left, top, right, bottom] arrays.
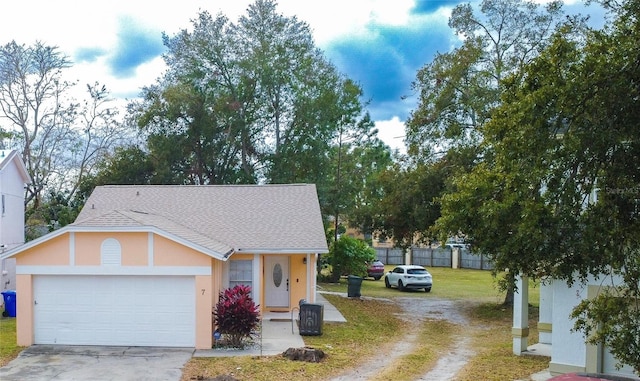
[[417, 335, 475, 380], [328, 296, 478, 381]]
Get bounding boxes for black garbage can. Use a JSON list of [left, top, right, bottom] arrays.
[[347, 275, 363, 298], [299, 300, 323, 336], [1, 290, 16, 317]]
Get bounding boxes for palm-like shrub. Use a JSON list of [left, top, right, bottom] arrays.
[[213, 285, 260, 347]]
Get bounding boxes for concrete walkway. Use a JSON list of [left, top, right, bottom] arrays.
[[194, 292, 346, 357]]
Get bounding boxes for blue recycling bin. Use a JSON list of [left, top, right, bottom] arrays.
[[2, 290, 16, 317]]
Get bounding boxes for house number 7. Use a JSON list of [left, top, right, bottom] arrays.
[[201, 289, 206, 295]]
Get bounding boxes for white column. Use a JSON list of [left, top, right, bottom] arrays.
[[512, 274, 529, 355], [307, 254, 315, 303], [538, 279, 553, 344], [452, 247, 460, 269]]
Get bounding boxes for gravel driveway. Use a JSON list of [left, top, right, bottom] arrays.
[[329, 296, 476, 381]]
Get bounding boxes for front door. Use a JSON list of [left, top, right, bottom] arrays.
[[264, 256, 290, 308]]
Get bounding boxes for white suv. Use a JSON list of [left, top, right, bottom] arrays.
[[385, 265, 433, 292]]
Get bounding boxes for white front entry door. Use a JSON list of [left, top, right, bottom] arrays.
[[33, 275, 195, 347], [264, 256, 289, 308]]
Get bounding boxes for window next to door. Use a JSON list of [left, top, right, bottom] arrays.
[[229, 260, 253, 289]]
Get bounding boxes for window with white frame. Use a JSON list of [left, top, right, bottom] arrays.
[[229, 260, 252, 289]]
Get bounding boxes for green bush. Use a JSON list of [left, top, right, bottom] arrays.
[[327, 235, 375, 281]]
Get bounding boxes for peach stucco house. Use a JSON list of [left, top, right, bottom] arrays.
[[0, 184, 328, 349]]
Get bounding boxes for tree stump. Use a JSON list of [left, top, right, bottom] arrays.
[[283, 347, 326, 362]]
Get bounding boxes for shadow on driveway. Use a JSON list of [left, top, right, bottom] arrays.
[[0, 345, 194, 381]]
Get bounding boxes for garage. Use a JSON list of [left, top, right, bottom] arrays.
[[33, 275, 195, 347]]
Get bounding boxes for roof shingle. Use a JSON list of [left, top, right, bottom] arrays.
[[74, 184, 329, 254]]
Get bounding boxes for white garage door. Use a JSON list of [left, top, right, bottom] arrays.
[[33, 275, 195, 347]]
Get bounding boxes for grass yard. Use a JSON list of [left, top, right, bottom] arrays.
[[321, 266, 541, 307], [0, 317, 22, 367], [183, 268, 549, 381], [367, 318, 457, 381], [182, 296, 402, 381], [456, 303, 549, 381]]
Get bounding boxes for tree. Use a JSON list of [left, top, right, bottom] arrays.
[[327, 235, 376, 282], [340, 138, 395, 243], [83, 145, 156, 186], [134, 0, 374, 197], [389, 0, 567, 303], [405, 0, 565, 157], [0, 41, 130, 230], [0, 41, 73, 209], [383, 0, 565, 249], [373, 148, 478, 249], [24, 190, 85, 240], [438, 0, 640, 370]]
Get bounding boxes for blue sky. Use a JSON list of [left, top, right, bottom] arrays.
[[1, 0, 606, 150]]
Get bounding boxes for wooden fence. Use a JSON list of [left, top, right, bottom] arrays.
[[374, 247, 494, 270]]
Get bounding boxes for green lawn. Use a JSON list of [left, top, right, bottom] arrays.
[[0, 317, 22, 367], [320, 266, 541, 306], [184, 267, 547, 381]]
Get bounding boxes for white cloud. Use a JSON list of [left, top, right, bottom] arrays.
[[375, 116, 406, 153], [1, 0, 418, 87], [2, 0, 418, 49], [250, 0, 419, 45]]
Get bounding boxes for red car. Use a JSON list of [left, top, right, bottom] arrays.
[[366, 260, 385, 280], [548, 373, 637, 381]]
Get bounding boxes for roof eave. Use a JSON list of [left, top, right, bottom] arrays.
[[235, 248, 329, 254], [0, 226, 71, 260], [0, 150, 31, 184], [1, 225, 233, 262]]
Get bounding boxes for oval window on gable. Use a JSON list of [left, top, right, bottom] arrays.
[[101, 238, 122, 266]]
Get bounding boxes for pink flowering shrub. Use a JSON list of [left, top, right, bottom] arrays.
[[213, 285, 260, 347]]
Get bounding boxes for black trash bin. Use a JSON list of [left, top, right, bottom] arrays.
[[299, 300, 323, 336], [1, 290, 16, 317], [347, 275, 363, 298]]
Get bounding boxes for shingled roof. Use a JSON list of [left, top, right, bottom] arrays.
[[73, 184, 329, 256]]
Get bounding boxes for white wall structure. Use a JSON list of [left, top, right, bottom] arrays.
[[538, 280, 553, 345], [549, 278, 589, 372], [0, 150, 30, 292], [515, 271, 639, 379]]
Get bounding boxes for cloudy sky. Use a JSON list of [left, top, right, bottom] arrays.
[[1, 0, 605, 151]]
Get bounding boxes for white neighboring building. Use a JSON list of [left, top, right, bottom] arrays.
[[513, 274, 639, 379], [0, 150, 30, 292]]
